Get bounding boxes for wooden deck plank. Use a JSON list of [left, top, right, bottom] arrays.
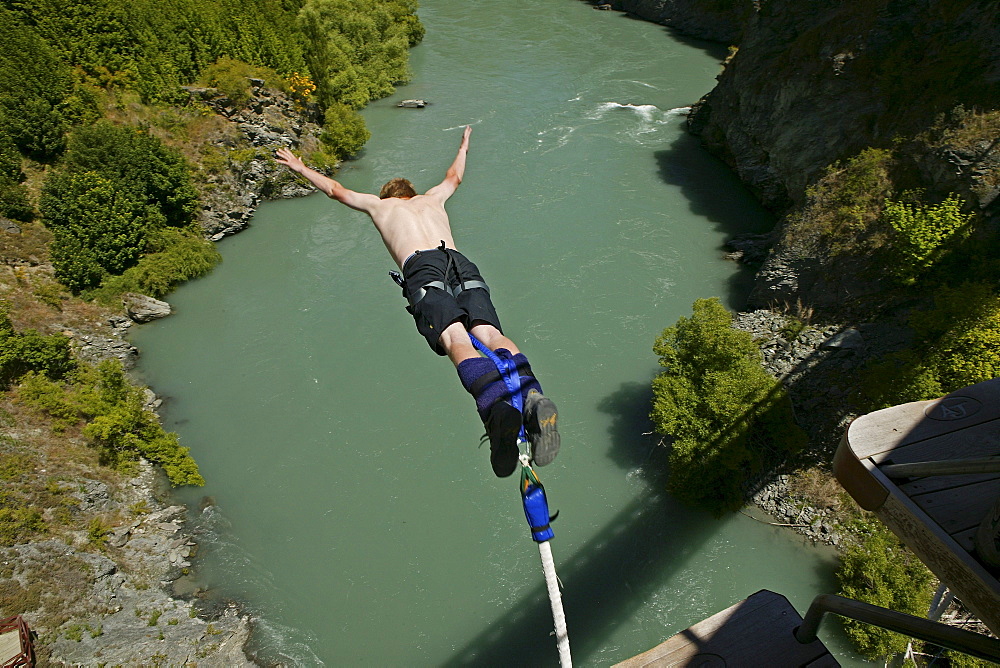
[[952, 526, 978, 553], [0, 629, 23, 665], [613, 590, 837, 668], [899, 473, 1000, 497], [907, 478, 1000, 534], [872, 428, 1000, 467], [846, 378, 1000, 461]]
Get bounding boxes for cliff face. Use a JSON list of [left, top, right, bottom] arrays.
[[688, 0, 1000, 211], [606, 0, 753, 43]]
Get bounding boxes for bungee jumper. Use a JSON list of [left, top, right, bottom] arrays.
[[275, 126, 560, 477], [279, 127, 572, 666]]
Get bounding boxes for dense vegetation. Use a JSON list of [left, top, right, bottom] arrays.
[[837, 520, 935, 659], [19, 361, 204, 487], [650, 298, 806, 514], [0, 0, 423, 573], [651, 49, 999, 661], [0, 0, 424, 258], [788, 108, 1000, 411]]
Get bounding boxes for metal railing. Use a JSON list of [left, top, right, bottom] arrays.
[[794, 594, 1000, 662]]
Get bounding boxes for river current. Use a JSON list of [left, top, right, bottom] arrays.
[[131, 1, 869, 664]]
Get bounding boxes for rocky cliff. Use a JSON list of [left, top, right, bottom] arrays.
[[688, 0, 1000, 213]]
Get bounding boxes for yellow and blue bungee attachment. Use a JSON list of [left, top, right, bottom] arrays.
[[521, 459, 557, 542]]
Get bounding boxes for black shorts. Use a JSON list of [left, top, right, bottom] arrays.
[[401, 248, 503, 355]]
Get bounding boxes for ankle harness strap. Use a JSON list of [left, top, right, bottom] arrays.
[[468, 360, 534, 398]]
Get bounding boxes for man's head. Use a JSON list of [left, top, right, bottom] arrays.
[[380, 178, 417, 199]]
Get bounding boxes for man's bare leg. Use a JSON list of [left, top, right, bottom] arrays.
[[440, 321, 520, 366], [469, 323, 519, 356]]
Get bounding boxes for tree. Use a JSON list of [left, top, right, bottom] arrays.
[[63, 121, 197, 227], [837, 520, 934, 660], [299, 0, 423, 110], [651, 298, 805, 514], [0, 7, 74, 160], [41, 171, 157, 292], [0, 303, 75, 387]]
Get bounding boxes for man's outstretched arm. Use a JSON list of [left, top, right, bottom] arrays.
[[425, 125, 471, 201], [275, 148, 379, 212]]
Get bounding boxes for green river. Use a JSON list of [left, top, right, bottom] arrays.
[[131, 1, 869, 664]]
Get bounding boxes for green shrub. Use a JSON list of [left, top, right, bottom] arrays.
[[87, 516, 111, 546], [0, 177, 35, 223], [88, 228, 221, 303], [836, 520, 934, 660], [41, 171, 156, 293], [62, 121, 197, 228], [0, 501, 45, 546], [19, 361, 204, 486], [0, 133, 23, 183], [862, 282, 1000, 408], [0, 303, 75, 387], [793, 148, 894, 253], [319, 103, 371, 159], [883, 193, 973, 284], [0, 453, 34, 481], [199, 57, 279, 108], [651, 298, 806, 514], [41, 122, 201, 293]]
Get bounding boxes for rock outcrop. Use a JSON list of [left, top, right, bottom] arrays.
[[123, 293, 172, 323], [182, 78, 328, 240], [2, 462, 251, 666], [688, 0, 1000, 211]]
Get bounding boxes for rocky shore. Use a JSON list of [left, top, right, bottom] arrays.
[[1, 79, 329, 665]]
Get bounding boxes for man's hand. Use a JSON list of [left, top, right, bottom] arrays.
[[461, 125, 472, 150], [275, 147, 305, 173]]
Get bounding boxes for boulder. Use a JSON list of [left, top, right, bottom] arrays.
[[123, 293, 172, 323]]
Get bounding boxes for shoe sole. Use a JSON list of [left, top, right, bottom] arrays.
[[487, 402, 522, 478], [526, 395, 560, 467]]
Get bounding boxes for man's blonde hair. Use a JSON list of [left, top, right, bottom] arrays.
[[380, 178, 417, 199]]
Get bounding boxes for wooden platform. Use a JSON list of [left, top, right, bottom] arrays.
[[613, 589, 838, 667], [0, 615, 33, 667], [834, 377, 1000, 633]]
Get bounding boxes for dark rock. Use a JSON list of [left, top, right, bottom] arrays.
[[724, 232, 771, 265]]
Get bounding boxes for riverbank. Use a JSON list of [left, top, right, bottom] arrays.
[[0, 79, 324, 664]]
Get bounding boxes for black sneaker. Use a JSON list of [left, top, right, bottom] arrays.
[[524, 390, 559, 466], [482, 400, 521, 477]]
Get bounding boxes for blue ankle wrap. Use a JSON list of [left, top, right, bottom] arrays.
[[457, 357, 510, 419]]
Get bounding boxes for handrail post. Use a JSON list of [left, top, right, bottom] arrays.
[[794, 594, 1000, 662]]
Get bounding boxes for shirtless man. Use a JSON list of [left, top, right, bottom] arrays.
[[275, 126, 559, 477]]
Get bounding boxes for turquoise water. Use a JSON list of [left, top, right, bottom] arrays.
[[131, 1, 868, 664]]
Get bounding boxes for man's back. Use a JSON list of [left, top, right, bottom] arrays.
[[361, 194, 458, 269]]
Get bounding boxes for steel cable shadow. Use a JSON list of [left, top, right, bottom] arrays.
[[443, 380, 724, 666]]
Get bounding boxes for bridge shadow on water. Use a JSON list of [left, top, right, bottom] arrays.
[[444, 380, 724, 666]]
